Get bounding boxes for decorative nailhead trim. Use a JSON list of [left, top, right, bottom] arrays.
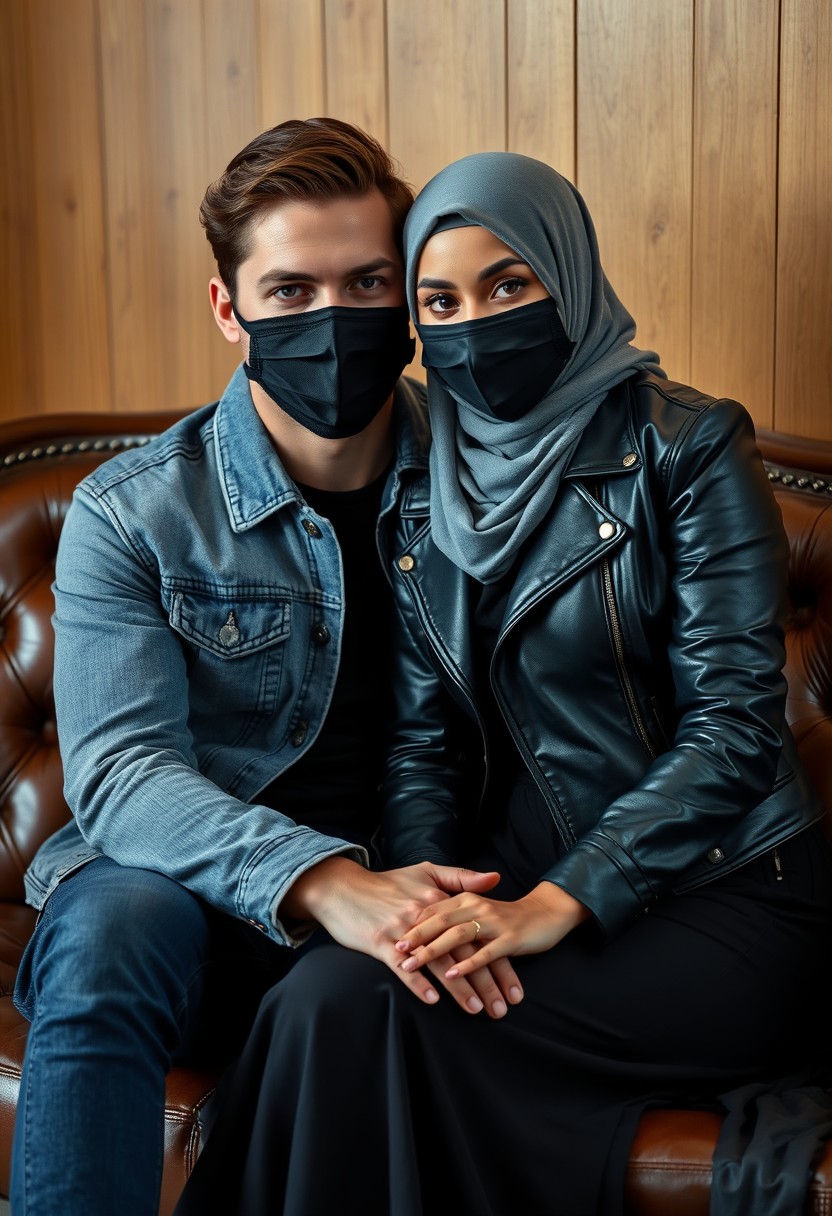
[[765, 463, 832, 495], [2, 434, 153, 469]]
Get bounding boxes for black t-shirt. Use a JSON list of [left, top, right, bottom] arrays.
[[257, 470, 393, 851]]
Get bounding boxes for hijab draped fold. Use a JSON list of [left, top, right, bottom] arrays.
[[403, 151, 664, 584]]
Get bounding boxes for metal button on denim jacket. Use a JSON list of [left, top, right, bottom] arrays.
[[25, 365, 429, 946]]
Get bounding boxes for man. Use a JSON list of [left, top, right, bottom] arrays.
[[10, 117, 514, 1216]]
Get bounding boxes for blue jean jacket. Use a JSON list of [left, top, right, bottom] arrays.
[[24, 366, 428, 946]]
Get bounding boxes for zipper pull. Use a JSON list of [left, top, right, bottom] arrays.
[[773, 847, 783, 881]]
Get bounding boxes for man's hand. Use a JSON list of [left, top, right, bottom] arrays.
[[281, 857, 524, 1017]]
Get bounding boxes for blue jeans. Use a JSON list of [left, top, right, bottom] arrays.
[[11, 857, 290, 1216]]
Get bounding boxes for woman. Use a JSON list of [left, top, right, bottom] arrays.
[[176, 153, 832, 1216]]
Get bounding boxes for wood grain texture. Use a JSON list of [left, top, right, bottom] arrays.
[[101, 0, 214, 413], [258, 0, 325, 127], [691, 0, 778, 427], [577, 0, 693, 384], [28, 0, 111, 414], [387, 0, 506, 191], [0, 0, 829, 436], [508, 0, 575, 180], [203, 0, 261, 400], [0, 1, 39, 416], [776, 0, 832, 438], [325, 0, 388, 144]]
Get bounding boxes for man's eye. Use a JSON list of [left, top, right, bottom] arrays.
[[354, 276, 383, 290], [274, 285, 305, 300]]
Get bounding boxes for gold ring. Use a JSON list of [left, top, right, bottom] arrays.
[[472, 919, 481, 940]]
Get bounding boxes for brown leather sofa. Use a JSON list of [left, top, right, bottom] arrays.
[[0, 410, 830, 1215]]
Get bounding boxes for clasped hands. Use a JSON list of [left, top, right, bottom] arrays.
[[285, 856, 588, 1021]]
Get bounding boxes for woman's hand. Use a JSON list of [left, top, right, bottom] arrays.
[[396, 880, 591, 980]]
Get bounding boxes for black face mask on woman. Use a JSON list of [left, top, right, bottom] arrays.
[[235, 305, 416, 439], [417, 297, 574, 422]]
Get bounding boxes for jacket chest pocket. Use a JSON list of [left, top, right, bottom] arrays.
[[166, 586, 292, 724]]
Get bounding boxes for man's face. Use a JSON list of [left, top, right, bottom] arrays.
[[229, 188, 406, 363]]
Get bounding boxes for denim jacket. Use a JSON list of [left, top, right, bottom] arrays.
[[24, 365, 429, 946]]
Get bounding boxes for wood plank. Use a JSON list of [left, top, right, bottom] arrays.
[[577, 0, 693, 383], [776, 0, 832, 438], [28, 0, 111, 413], [507, 0, 575, 181], [203, 0, 261, 400], [325, 0, 388, 144], [100, 0, 213, 413], [258, 0, 325, 127], [691, 0, 778, 427], [0, 0, 39, 419], [387, 0, 506, 192]]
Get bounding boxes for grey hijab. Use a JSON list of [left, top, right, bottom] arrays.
[[403, 151, 664, 584]]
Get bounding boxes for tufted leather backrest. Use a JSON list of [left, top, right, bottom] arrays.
[[0, 413, 189, 902], [757, 428, 832, 820], [0, 414, 831, 908]]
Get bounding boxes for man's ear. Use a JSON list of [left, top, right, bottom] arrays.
[[209, 276, 241, 344]]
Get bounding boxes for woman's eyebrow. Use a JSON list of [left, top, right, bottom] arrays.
[[477, 256, 529, 281], [417, 275, 457, 290]]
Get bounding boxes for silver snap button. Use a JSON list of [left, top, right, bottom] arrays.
[[598, 522, 615, 540], [302, 519, 321, 538], [398, 555, 415, 572], [218, 611, 241, 647], [291, 723, 308, 747], [622, 452, 637, 467], [707, 847, 725, 864]]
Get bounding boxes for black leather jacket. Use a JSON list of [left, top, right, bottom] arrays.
[[381, 372, 823, 937]]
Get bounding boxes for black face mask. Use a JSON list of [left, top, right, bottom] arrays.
[[235, 305, 416, 439], [417, 297, 574, 421]]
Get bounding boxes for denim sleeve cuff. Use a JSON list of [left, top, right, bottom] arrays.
[[238, 831, 369, 947]]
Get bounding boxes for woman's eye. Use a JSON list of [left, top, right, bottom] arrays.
[[493, 277, 526, 300], [422, 293, 458, 318]]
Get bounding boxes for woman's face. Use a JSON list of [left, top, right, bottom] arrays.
[[415, 225, 550, 326]]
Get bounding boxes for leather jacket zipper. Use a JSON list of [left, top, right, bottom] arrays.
[[601, 558, 657, 759]]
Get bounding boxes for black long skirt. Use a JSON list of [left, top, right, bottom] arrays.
[[175, 790, 832, 1216]]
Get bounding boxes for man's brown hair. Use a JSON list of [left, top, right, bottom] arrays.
[[200, 116, 414, 301]]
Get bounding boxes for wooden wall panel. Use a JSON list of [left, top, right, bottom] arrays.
[[258, 0, 325, 127], [577, 0, 693, 384], [203, 0, 261, 398], [0, 1, 39, 412], [28, 0, 111, 414], [776, 0, 832, 438], [1, 0, 830, 436], [691, 0, 778, 428], [100, 0, 216, 412], [387, 0, 506, 192], [507, 0, 575, 181], [325, 0, 388, 145]]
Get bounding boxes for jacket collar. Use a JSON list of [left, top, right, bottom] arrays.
[[564, 376, 642, 479], [213, 366, 428, 533]]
